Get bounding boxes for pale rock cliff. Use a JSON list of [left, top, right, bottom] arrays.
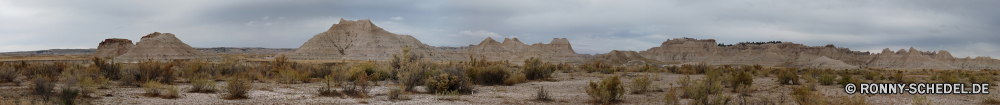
[[114, 32, 222, 62], [93, 38, 134, 58]]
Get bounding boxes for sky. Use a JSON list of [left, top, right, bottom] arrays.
[[1, 0, 998, 58]]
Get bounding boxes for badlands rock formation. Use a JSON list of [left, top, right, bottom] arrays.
[[280, 19, 459, 61], [93, 38, 134, 58], [114, 32, 222, 62], [639, 38, 1000, 70], [589, 50, 665, 66], [465, 37, 583, 63], [281, 19, 583, 63]]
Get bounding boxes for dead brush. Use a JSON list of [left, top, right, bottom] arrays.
[[343, 74, 371, 98], [188, 73, 217, 93], [523, 57, 554, 80], [0, 65, 19, 83]]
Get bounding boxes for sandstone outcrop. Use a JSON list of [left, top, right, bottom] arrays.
[[93, 38, 134, 58], [114, 32, 222, 62], [638, 38, 1000, 70]]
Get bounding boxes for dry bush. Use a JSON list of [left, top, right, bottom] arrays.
[[677, 75, 693, 98], [24, 62, 67, 80], [347, 61, 389, 81], [630, 74, 652, 94], [504, 71, 527, 85], [31, 78, 56, 100], [188, 73, 217, 93], [91, 57, 121, 80], [694, 62, 712, 74], [396, 64, 428, 92], [122, 60, 176, 86], [344, 74, 371, 98], [777, 68, 800, 85], [163, 85, 180, 99], [78, 77, 98, 97], [579, 61, 612, 74], [388, 86, 408, 101], [934, 71, 960, 84], [586, 76, 625, 104], [819, 73, 836, 85], [862, 70, 881, 80], [535, 86, 552, 101], [318, 74, 341, 97], [471, 65, 509, 85], [688, 77, 724, 104], [224, 75, 252, 99], [523, 57, 554, 80], [790, 85, 825, 105], [142, 81, 163, 96], [424, 68, 473, 93], [664, 87, 679, 105], [839, 73, 860, 85], [435, 90, 461, 101], [0, 65, 19, 83], [58, 88, 79, 105], [730, 69, 753, 88]]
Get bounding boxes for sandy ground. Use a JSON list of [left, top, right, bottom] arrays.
[[1, 72, 995, 105]]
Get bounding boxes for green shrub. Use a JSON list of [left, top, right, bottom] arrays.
[[163, 85, 179, 99], [472, 65, 509, 85], [224, 75, 252, 99], [678, 75, 693, 98], [819, 74, 836, 85], [523, 57, 554, 80], [586, 76, 625, 104], [694, 62, 711, 74], [936, 71, 960, 84], [630, 74, 652, 94], [777, 68, 800, 85], [580, 61, 612, 74], [189, 73, 217, 93]]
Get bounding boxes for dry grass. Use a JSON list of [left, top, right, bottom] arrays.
[[630, 74, 652, 94]]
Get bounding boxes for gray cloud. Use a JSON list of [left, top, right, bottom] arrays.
[[1, 0, 998, 58]]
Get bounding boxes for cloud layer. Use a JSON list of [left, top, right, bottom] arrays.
[[1, 0, 998, 58]]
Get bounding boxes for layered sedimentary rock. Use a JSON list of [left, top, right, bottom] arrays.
[[639, 38, 999, 70], [466, 37, 583, 63], [590, 50, 664, 66], [280, 19, 460, 61], [93, 38, 134, 58], [114, 32, 222, 62], [281, 19, 583, 63]]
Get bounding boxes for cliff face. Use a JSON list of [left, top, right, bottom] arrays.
[[590, 50, 665, 66], [93, 38, 134, 58], [638, 38, 999, 70], [114, 32, 222, 62]]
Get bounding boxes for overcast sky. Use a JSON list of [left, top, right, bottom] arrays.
[[1, 0, 998, 58]]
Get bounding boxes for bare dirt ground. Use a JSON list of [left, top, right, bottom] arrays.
[[3, 71, 993, 105]]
